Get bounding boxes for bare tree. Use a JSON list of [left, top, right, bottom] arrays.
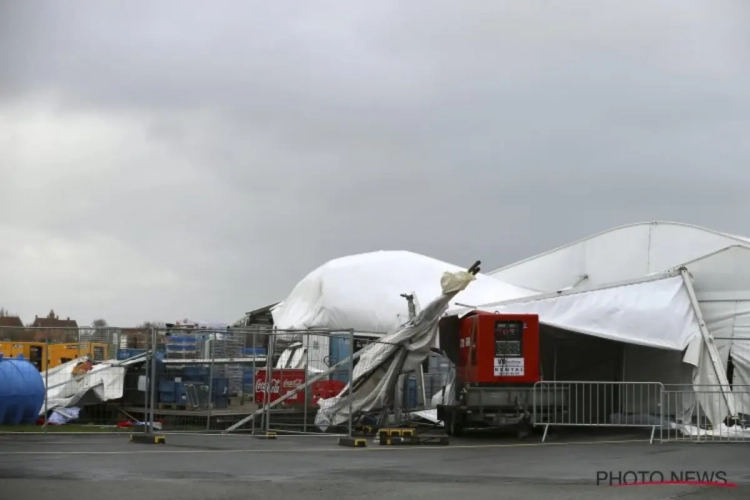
[[138, 321, 166, 329], [92, 318, 108, 328]]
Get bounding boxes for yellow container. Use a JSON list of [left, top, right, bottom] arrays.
[[0, 341, 109, 371]]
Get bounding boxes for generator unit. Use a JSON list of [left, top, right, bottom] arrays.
[[437, 311, 567, 436], [458, 311, 540, 385]]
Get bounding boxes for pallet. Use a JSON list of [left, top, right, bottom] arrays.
[[377, 427, 416, 439], [379, 433, 449, 446]]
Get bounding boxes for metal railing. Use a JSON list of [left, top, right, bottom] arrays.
[[533, 381, 665, 444], [661, 384, 750, 443], [4, 323, 750, 445]]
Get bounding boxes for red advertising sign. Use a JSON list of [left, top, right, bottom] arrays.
[[254, 369, 306, 405]]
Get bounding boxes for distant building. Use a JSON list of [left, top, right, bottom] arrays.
[[29, 310, 79, 342], [0, 316, 24, 340], [0, 316, 24, 328], [32, 310, 78, 329]]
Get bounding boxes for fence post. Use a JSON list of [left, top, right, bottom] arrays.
[[143, 330, 149, 435], [251, 329, 257, 436], [207, 331, 215, 431], [348, 329, 354, 439], [264, 330, 275, 434], [659, 384, 664, 444], [148, 326, 157, 435], [43, 338, 49, 434], [304, 331, 309, 433]]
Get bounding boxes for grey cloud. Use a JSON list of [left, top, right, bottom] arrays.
[[1, 0, 749, 325]]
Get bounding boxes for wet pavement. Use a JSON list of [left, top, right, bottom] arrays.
[[1, 431, 749, 499]]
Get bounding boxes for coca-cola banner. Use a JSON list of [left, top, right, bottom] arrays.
[[254, 369, 305, 405]]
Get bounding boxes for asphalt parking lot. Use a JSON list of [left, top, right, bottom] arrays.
[[1, 431, 749, 499]]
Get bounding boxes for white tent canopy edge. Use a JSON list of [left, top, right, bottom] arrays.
[[449, 269, 734, 427]]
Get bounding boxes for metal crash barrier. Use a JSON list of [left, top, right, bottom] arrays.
[[532, 381, 665, 444], [533, 381, 750, 444]]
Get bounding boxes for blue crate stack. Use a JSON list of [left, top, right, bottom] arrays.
[[117, 348, 147, 360], [242, 347, 266, 394], [166, 335, 199, 360], [158, 378, 188, 405]]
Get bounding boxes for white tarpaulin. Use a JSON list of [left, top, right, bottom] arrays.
[[272, 251, 536, 333], [469, 274, 699, 351], [41, 357, 126, 414]]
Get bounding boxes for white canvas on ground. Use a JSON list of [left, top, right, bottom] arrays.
[[42, 358, 126, 414]]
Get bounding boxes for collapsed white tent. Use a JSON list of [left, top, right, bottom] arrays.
[[271, 251, 537, 374], [269, 239, 739, 429], [272, 250, 537, 333]]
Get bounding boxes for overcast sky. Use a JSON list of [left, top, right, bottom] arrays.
[[1, 0, 749, 326]]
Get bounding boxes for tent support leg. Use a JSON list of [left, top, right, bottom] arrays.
[[679, 267, 737, 419]]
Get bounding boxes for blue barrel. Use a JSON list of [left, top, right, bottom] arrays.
[[0, 354, 46, 425]]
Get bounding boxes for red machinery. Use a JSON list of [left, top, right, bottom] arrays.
[[437, 311, 560, 437]]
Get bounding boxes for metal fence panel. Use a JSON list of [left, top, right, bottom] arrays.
[[661, 384, 750, 443], [532, 381, 665, 443], [219, 329, 357, 436], [139, 327, 267, 433], [4, 322, 750, 445]]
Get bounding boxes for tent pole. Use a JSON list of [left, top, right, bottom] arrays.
[[679, 267, 737, 419]]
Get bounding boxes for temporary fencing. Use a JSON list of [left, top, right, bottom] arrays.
[[657, 337, 750, 442], [661, 384, 750, 442], [4, 322, 750, 444], [249, 329, 356, 436], [532, 381, 666, 443], [533, 380, 750, 444], [227, 331, 438, 436]]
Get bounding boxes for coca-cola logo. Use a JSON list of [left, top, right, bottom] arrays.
[[255, 379, 281, 394], [255, 377, 303, 394]]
